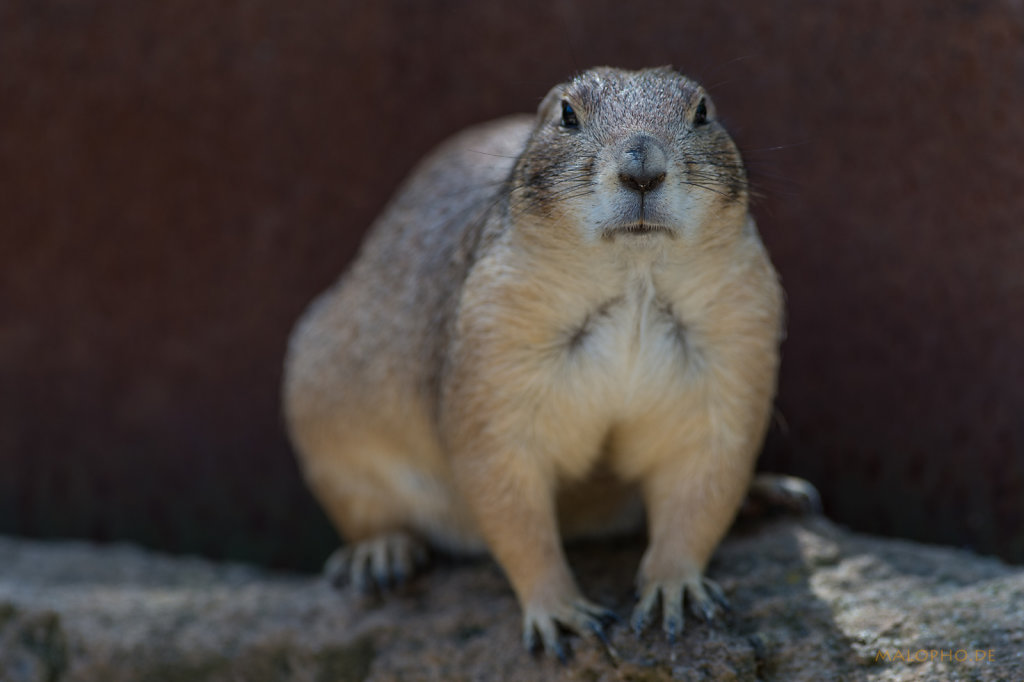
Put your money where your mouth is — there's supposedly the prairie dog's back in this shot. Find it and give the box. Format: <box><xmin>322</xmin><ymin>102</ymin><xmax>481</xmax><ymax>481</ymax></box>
<box><xmin>284</xmin><ymin>115</ymin><xmax>532</xmax><ymax>431</ymax></box>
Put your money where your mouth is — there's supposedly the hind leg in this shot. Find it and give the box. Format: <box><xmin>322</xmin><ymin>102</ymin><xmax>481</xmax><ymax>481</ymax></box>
<box><xmin>297</xmin><ymin>427</ymin><xmax>468</xmax><ymax>592</ymax></box>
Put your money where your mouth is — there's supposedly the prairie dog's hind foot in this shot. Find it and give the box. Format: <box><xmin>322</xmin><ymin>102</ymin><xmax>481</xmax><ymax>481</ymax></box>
<box><xmin>323</xmin><ymin>531</ymin><xmax>429</xmax><ymax>594</ymax></box>
<box><xmin>743</xmin><ymin>473</ymin><xmax>823</xmax><ymax>518</ymax></box>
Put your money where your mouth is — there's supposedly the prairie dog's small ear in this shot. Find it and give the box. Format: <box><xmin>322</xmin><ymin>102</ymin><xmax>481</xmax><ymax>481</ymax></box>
<box><xmin>536</xmin><ymin>84</ymin><xmax>564</xmax><ymax>119</ymax></box>
<box><xmin>691</xmin><ymin>90</ymin><xmax>717</xmax><ymax>127</ymax></box>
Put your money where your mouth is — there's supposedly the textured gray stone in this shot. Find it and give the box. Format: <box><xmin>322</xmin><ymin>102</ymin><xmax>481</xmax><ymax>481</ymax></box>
<box><xmin>1</xmin><ymin>519</ymin><xmax>1021</xmax><ymax>681</ymax></box>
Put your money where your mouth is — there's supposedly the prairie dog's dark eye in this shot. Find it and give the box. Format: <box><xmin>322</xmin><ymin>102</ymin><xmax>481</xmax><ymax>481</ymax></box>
<box><xmin>693</xmin><ymin>97</ymin><xmax>708</xmax><ymax>126</ymax></box>
<box><xmin>560</xmin><ymin>100</ymin><xmax>579</xmax><ymax>128</ymax></box>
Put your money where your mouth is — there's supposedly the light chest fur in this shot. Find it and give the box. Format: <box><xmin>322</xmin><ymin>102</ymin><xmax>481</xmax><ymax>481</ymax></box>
<box><xmin>447</xmin><ymin>215</ymin><xmax>782</xmax><ymax>487</ymax></box>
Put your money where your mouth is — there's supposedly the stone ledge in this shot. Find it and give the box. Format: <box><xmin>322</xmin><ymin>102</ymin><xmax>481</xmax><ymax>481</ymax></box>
<box><xmin>1</xmin><ymin>518</ymin><xmax>1021</xmax><ymax>681</ymax></box>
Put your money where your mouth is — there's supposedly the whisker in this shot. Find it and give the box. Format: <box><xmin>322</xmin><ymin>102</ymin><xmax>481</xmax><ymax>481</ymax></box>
<box><xmin>469</xmin><ymin>150</ymin><xmax>521</xmax><ymax>159</ymax></box>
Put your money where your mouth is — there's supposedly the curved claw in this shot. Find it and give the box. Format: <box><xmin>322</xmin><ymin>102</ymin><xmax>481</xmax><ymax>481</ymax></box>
<box><xmin>702</xmin><ymin>578</ymin><xmax>731</xmax><ymax>612</ymax></box>
<box><xmin>579</xmin><ymin>602</ymin><xmax>620</xmax><ymax>629</ymax></box>
<box><xmin>631</xmin><ymin>585</ymin><xmax>659</xmax><ymax>636</ymax></box>
<box><xmin>662</xmin><ymin>583</ymin><xmax>684</xmax><ymax>642</ymax></box>
<box><xmin>683</xmin><ymin>579</ymin><xmax>712</xmax><ymax>622</ymax></box>
<box><xmin>587</xmin><ymin>619</ymin><xmax>610</xmax><ymax>645</ymax></box>
<box><xmin>324</xmin><ymin>546</ymin><xmax>352</xmax><ymax>590</ymax></box>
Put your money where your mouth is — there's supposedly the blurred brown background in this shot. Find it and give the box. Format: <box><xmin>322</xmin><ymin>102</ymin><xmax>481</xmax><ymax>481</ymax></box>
<box><xmin>2</xmin><ymin>0</ymin><xmax>1022</xmax><ymax>569</ymax></box>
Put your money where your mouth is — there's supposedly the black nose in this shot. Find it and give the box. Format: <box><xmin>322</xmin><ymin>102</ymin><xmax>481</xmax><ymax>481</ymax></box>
<box><xmin>617</xmin><ymin>134</ymin><xmax>667</xmax><ymax>194</ymax></box>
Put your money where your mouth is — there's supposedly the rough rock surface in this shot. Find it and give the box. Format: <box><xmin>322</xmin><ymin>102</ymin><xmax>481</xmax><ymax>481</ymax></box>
<box><xmin>1</xmin><ymin>518</ymin><xmax>1020</xmax><ymax>681</ymax></box>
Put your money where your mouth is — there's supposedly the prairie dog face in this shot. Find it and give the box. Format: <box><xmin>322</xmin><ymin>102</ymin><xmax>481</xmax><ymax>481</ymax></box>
<box><xmin>510</xmin><ymin>67</ymin><xmax>748</xmax><ymax>246</ymax></box>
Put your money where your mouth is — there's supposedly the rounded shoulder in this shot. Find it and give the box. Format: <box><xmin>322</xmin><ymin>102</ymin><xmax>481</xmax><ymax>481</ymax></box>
<box><xmin>412</xmin><ymin>115</ymin><xmax>534</xmax><ymax>183</ymax></box>
<box><xmin>434</xmin><ymin>115</ymin><xmax>535</xmax><ymax>158</ymax></box>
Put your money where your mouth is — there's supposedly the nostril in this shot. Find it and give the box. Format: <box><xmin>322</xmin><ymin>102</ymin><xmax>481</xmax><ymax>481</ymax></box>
<box><xmin>617</xmin><ymin>133</ymin><xmax>668</xmax><ymax>193</ymax></box>
<box><xmin>619</xmin><ymin>171</ymin><xmax>666</xmax><ymax>194</ymax></box>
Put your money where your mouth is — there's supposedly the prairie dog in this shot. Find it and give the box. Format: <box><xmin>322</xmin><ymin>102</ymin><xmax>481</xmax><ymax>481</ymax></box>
<box><xmin>284</xmin><ymin>67</ymin><xmax>785</xmax><ymax>657</ymax></box>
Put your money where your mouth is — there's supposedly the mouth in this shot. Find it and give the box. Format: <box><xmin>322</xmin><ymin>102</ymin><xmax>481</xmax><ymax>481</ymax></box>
<box><xmin>600</xmin><ymin>221</ymin><xmax>676</xmax><ymax>240</ymax></box>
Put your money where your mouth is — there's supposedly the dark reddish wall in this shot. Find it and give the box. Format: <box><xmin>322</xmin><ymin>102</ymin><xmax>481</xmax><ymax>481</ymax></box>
<box><xmin>2</xmin><ymin>1</ymin><xmax>1022</xmax><ymax>568</ymax></box>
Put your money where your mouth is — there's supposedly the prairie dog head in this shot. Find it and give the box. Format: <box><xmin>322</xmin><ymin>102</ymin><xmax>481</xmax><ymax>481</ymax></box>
<box><xmin>510</xmin><ymin>67</ymin><xmax>749</xmax><ymax>246</ymax></box>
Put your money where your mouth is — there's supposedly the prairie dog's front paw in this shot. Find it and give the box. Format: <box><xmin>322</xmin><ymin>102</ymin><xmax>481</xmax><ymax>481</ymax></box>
<box><xmin>522</xmin><ymin>597</ymin><xmax>619</xmax><ymax>662</ymax></box>
<box><xmin>631</xmin><ymin>573</ymin><xmax>730</xmax><ymax>642</ymax></box>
